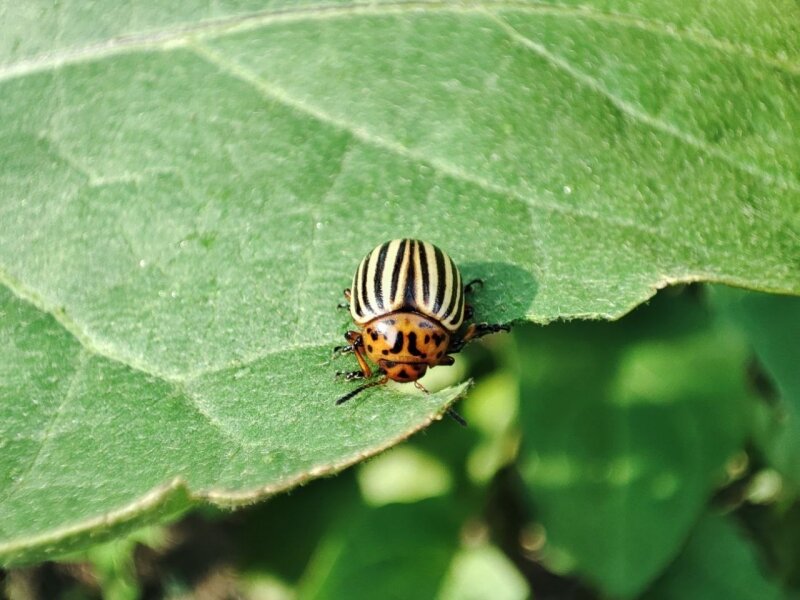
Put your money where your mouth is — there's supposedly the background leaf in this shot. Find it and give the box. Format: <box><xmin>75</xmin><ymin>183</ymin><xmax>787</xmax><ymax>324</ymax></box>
<box><xmin>2</xmin><ymin>0</ymin><xmax>799</xmax><ymax>565</ymax></box>
<box><xmin>644</xmin><ymin>513</ymin><xmax>783</xmax><ymax>600</ymax></box>
<box><xmin>297</xmin><ymin>499</ymin><xmax>461</xmax><ymax>600</ymax></box>
<box><xmin>709</xmin><ymin>287</ymin><xmax>800</xmax><ymax>491</ymax></box>
<box><xmin>516</xmin><ymin>292</ymin><xmax>755</xmax><ymax>597</ymax></box>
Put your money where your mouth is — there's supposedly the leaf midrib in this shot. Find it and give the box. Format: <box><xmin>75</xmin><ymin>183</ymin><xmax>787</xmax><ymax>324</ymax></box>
<box><xmin>0</xmin><ymin>266</ymin><xmax>326</xmax><ymax>383</ymax></box>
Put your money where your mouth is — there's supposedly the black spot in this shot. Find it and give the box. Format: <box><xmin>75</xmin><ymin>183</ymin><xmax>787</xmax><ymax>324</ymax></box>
<box><xmin>370</xmin><ymin>331</ymin><xmax>379</xmax><ymax>341</ymax></box>
<box><xmin>432</xmin><ymin>333</ymin><xmax>444</xmax><ymax>346</ymax></box>
<box><xmin>407</xmin><ymin>332</ymin><xmax>423</xmax><ymax>356</ymax></box>
<box><xmin>390</xmin><ymin>331</ymin><xmax>404</xmax><ymax>354</ymax></box>
<box><xmin>367</xmin><ymin>345</ymin><xmax>373</xmax><ymax>352</ymax></box>
<box><xmin>420</xmin><ymin>354</ymin><xmax>427</xmax><ymax>359</ymax></box>
<box><xmin>424</xmin><ymin>334</ymin><xmax>430</xmax><ymax>343</ymax></box>
<box><xmin>384</xmin><ymin>360</ymin><xmax>396</xmax><ymax>368</ymax></box>
<box><xmin>382</xmin><ymin>349</ymin><xmax>389</xmax><ymax>355</ymax></box>
<box><xmin>397</xmin><ymin>369</ymin><xmax>410</xmax><ymax>379</ymax></box>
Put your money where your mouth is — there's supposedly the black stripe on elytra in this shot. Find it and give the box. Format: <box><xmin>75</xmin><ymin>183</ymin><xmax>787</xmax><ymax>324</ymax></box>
<box><xmin>418</xmin><ymin>242</ymin><xmax>430</xmax><ymax>305</ymax></box>
<box><xmin>360</xmin><ymin>250</ymin><xmax>372</xmax><ymax>314</ymax></box>
<box><xmin>433</xmin><ymin>245</ymin><xmax>446</xmax><ymax>313</ymax></box>
<box><xmin>404</xmin><ymin>240</ymin><xmax>417</xmax><ymax>305</ymax></box>
<box><xmin>442</xmin><ymin>256</ymin><xmax>460</xmax><ymax>323</ymax></box>
<box><xmin>374</xmin><ymin>242</ymin><xmax>390</xmax><ymax>310</ymax></box>
<box><xmin>389</xmin><ymin>239</ymin><xmax>407</xmax><ymax>305</ymax></box>
<box><xmin>453</xmin><ymin>261</ymin><xmax>464</xmax><ymax>325</ymax></box>
<box><xmin>390</xmin><ymin>331</ymin><xmax>405</xmax><ymax>354</ymax></box>
<box><xmin>407</xmin><ymin>331</ymin><xmax>424</xmax><ymax>356</ymax></box>
<box><xmin>352</xmin><ymin>267</ymin><xmax>363</xmax><ymax>318</ymax></box>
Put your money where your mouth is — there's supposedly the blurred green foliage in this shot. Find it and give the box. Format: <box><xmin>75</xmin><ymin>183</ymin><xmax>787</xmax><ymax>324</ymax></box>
<box><xmin>6</xmin><ymin>285</ymin><xmax>799</xmax><ymax>599</ymax></box>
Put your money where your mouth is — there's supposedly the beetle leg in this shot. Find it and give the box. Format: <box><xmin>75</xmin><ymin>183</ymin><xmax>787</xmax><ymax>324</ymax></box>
<box><xmin>352</xmin><ymin>345</ymin><xmax>372</xmax><ymax>378</ymax></box>
<box><xmin>449</xmin><ymin>322</ymin><xmax>510</xmax><ymax>353</ymax></box>
<box><xmin>335</xmin><ymin>370</ymin><xmax>365</xmax><ymax>381</ymax></box>
<box><xmin>445</xmin><ymin>407</ymin><xmax>468</xmax><ymax>427</ymax></box>
<box><xmin>341</xmin><ymin>331</ymin><xmax>372</xmax><ymax>378</ymax></box>
<box><xmin>332</xmin><ymin>345</ymin><xmax>355</xmax><ymax>358</ymax></box>
<box><xmin>464</xmin><ymin>304</ymin><xmax>474</xmax><ymax>320</ymax></box>
<box><xmin>333</xmin><ymin>329</ymin><xmax>363</xmax><ymax>358</ymax></box>
<box><xmin>464</xmin><ymin>279</ymin><xmax>484</xmax><ymax>295</ymax></box>
<box><xmin>437</xmin><ymin>354</ymin><xmax>455</xmax><ymax>366</ymax></box>
<box><xmin>414</xmin><ymin>378</ymin><xmax>466</xmax><ymax>426</ymax></box>
<box><xmin>462</xmin><ymin>322</ymin><xmax>510</xmax><ymax>342</ymax></box>
<box><xmin>337</xmin><ymin>288</ymin><xmax>352</xmax><ymax>310</ymax></box>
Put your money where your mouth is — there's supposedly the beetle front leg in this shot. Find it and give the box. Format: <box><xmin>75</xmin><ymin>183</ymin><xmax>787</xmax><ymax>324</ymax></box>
<box><xmin>449</xmin><ymin>323</ymin><xmax>510</xmax><ymax>353</ymax></box>
<box><xmin>463</xmin><ymin>322</ymin><xmax>511</xmax><ymax>342</ymax></box>
<box><xmin>333</xmin><ymin>330</ymin><xmax>362</xmax><ymax>357</ymax></box>
<box><xmin>437</xmin><ymin>354</ymin><xmax>455</xmax><ymax>366</ymax></box>
<box><xmin>335</xmin><ymin>370</ymin><xmax>366</xmax><ymax>381</ymax></box>
<box><xmin>341</xmin><ymin>330</ymin><xmax>372</xmax><ymax>378</ymax></box>
<box><xmin>464</xmin><ymin>304</ymin><xmax>474</xmax><ymax>320</ymax></box>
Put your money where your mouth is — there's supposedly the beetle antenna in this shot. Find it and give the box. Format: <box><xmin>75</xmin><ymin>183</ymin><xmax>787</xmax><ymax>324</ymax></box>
<box><xmin>336</xmin><ymin>376</ymin><xmax>388</xmax><ymax>405</ymax></box>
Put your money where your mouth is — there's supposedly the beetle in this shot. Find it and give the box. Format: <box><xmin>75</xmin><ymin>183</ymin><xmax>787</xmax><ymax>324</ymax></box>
<box><xmin>333</xmin><ymin>239</ymin><xmax>509</xmax><ymax>424</ymax></box>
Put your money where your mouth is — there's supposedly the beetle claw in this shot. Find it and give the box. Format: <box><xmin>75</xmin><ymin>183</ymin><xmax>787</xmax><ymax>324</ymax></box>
<box><xmin>332</xmin><ymin>345</ymin><xmax>355</xmax><ymax>358</ymax></box>
<box><xmin>464</xmin><ymin>279</ymin><xmax>484</xmax><ymax>295</ymax></box>
<box><xmin>335</xmin><ymin>370</ymin><xmax>365</xmax><ymax>381</ymax></box>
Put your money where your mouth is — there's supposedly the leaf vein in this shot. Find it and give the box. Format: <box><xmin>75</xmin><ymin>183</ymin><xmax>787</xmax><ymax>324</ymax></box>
<box><xmin>487</xmin><ymin>12</ymin><xmax>799</xmax><ymax>192</ymax></box>
<box><xmin>0</xmin><ymin>267</ymin><xmax>179</xmax><ymax>382</ymax></box>
<box><xmin>0</xmin><ymin>349</ymin><xmax>89</xmax><ymax>510</ymax></box>
<box><xmin>189</xmin><ymin>42</ymin><xmax>670</xmax><ymax>239</ymax></box>
<box><xmin>0</xmin><ymin>1</ymin><xmax>796</xmax><ymax>84</ymax></box>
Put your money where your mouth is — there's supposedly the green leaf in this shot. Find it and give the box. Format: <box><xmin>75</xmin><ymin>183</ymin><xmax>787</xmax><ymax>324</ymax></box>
<box><xmin>644</xmin><ymin>513</ymin><xmax>784</xmax><ymax>600</ymax></box>
<box><xmin>709</xmin><ymin>287</ymin><xmax>800</xmax><ymax>491</ymax></box>
<box><xmin>2</xmin><ymin>0</ymin><xmax>798</xmax><ymax>564</ymax></box>
<box><xmin>0</xmin><ymin>284</ymin><xmax>467</xmax><ymax>566</ymax></box>
<box><xmin>298</xmin><ymin>499</ymin><xmax>461</xmax><ymax>600</ymax></box>
<box><xmin>516</xmin><ymin>291</ymin><xmax>756</xmax><ymax>597</ymax></box>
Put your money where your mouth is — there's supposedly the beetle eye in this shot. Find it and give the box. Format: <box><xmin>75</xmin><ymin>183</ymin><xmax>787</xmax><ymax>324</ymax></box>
<box><xmin>383</xmin><ymin>360</ymin><xmax>396</xmax><ymax>368</ymax></box>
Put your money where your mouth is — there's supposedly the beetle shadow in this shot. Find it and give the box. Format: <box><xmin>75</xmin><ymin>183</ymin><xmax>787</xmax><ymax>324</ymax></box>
<box><xmin>459</xmin><ymin>261</ymin><xmax>539</xmax><ymax>325</ymax></box>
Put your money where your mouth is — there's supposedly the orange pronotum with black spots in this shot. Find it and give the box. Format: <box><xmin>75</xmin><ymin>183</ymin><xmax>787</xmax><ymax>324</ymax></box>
<box><xmin>334</xmin><ymin>239</ymin><xmax>509</xmax><ymax>422</ymax></box>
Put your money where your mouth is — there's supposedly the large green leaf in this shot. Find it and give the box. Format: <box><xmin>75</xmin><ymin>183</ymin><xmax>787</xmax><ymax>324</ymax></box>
<box><xmin>297</xmin><ymin>499</ymin><xmax>461</xmax><ymax>600</ymax></box>
<box><xmin>644</xmin><ymin>513</ymin><xmax>783</xmax><ymax>600</ymax></box>
<box><xmin>516</xmin><ymin>291</ymin><xmax>756</xmax><ymax>597</ymax></box>
<box><xmin>2</xmin><ymin>0</ymin><xmax>798</xmax><ymax>565</ymax></box>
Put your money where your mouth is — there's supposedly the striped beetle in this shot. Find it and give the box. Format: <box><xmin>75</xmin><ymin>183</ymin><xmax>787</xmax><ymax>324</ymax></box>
<box><xmin>334</xmin><ymin>239</ymin><xmax>509</xmax><ymax>424</ymax></box>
